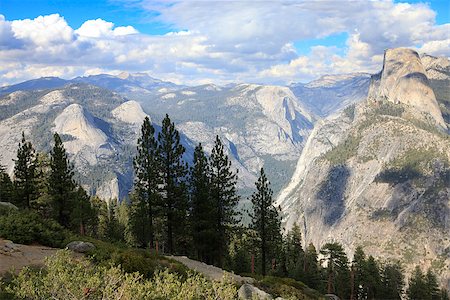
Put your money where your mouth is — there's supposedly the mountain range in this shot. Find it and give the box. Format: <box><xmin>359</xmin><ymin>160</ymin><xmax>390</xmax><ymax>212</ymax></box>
<box><xmin>0</xmin><ymin>47</ymin><xmax>449</xmax><ymax>287</ymax></box>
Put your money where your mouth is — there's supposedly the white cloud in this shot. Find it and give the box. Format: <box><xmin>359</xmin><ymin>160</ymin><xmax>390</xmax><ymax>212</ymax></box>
<box><xmin>76</xmin><ymin>19</ymin><xmax>138</xmax><ymax>38</ymax></box>
<box><xmin>0</xmin><ymin>0</ymin><xmax>449</xmax><ymax>86</ymax></box>
<box><xmin>11</xmin><ymin>14</ymin><xmax>74</xmax><ymax>46</ymax></box>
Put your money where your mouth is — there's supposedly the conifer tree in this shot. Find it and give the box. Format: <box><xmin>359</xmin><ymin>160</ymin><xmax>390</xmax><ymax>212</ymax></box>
<box><xmin>304</xmin><ymin>242</ymin><xmax>321</xmax><ymax>289</ymax></box>
<box><xmin>0</xmin><ymin>162</ymin><xmax>14</xmax><ymax>203</ymax></box>
<box><xmin>380</xmin><ymin>262</ymin><xmax>404</xmax><ymax>300</ymax></box>
<box><xmin>34</xmin><ymin>152</ymin><xmax>52</xmax><ymax>216</ymax></box>
<box><xmin>209</xmin><ymin>135</ymin><xmax>240</xmax><ymax>267</ymax></box>
<box><xmin>48</xmin><ymin>133</ymin><xmax>75</xmax><ymax>227</ymax></box>
<box><xmin>158</xmin><ymin>114</ymin><xmax>188</xmax><ymax>254</ymax></box>
<box><xmin>407</xmin><ymin>266</ymin><xmax>428</xmax><ymax>300</ymax></box>
<box><xmin>352</xmin><ymin>246</ymin><xmax>367</xmax><ymax>299</ymax></box>
<box><xmin>13</xmin><ymin>132</ymin><xmax>37</xmax><ymax>208</ymax></box>
<box><xmin>131</xmin><ymin>116</ymin><xmax>159</xmax><ymax>248</ymax></box>
<box><xmin>71</xmin><ymin>186</ymin><xmax>97</xmax><ymax>235</ymax></box>
<box><xmin>285</xmin><ymin>223</ymin><xmax>305</xmax><ymax>279</ymax></box>
<box><xmin>425</xmin><ymin>269</ymin><xmax>440</xmax><ymax>300</ymax></box>
<box><xmin>320</xmin><ymin>242</ymin><xmax>351</xmax><ymax>298</ymax></box>
<box><xmin>189</xmin><ymin>143</ymin><xmax>214</xmax><ymax>262</ymax></box>
<box><xmin>249</xmin><ymin>167</ymin><xmax>282</xmax><ymax>276</ymax></box>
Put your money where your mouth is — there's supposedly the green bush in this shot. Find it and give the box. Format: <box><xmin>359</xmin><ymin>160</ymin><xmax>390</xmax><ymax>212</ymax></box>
<box><xmin>0</xmin><ymin>210</ymin><xmax>68</xmax><ymax>248</ymax></box>
<box><xmin>82</xmin><ymin>238</ymin><xmax>189</xmax><ymax>279</ymax></box>
<box><xmin>5</xmin><ymin>250</ymin><xmax>238</xmax><ymax>300</ymax></box>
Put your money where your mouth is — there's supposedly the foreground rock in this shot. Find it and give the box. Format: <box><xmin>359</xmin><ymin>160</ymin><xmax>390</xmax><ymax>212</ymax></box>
<box><xmin>238</xmin><ymin>283</ymin><xmax>274</xmax><ymax>299</ymax></box>
<box><xmin>66</xmin><ymin>241</ymin><xmax>95</xmax><ymax>253</ymax></box>
<box><xmin>166</xmin><ymin>255</ymin><xmax>254</xmax><ymax>284</ymax></box>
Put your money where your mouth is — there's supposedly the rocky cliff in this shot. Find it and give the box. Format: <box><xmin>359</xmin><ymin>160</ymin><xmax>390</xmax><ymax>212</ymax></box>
<box><xmin>277</xmin><ymin>48</ymin><xmax>450</xmax><ymax>288</ymax></box>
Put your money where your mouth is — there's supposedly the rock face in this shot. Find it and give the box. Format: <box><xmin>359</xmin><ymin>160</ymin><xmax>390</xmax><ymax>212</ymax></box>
<box><xmin>368</xmin><ymin>48</ymin><xmax>446</xmax><ymax>128</ymax></box>
<box><xmin>66</xmin><ymin>241</ymin><xmax>95</xmax><ymax>253</ymax></box>
<box><xmin>277</xmin><ymin>48</ymin><xmax>450</xmax><ymax>288</ymax></box>
<box><xmin>238</xmin><ymin>284</ymin><xmax>273</xmax><ymax>300</ymax></box>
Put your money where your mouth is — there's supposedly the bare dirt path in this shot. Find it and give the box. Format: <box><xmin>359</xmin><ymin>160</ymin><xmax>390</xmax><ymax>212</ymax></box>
<box><xmin>166</xmin><ymin>255</ymin><xmax>254</xmax><ymax>284</ymax></box>
<box><xmin>0</xmin><ymin>239</ymin><xmax>59</xmax><ymax>276</ymax></box>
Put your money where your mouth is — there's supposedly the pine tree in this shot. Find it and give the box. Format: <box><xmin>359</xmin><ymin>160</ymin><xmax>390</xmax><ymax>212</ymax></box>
<box><xmin>210</xmin><ymin>135</ymin><xmax>240</xmax><ymax>267</ymax></box>
<box><xmin>249</xmin><ymin>167</ymin><xmax>282</xmax><ymax>276</ymax></box>
<box><xmin>158</xmin><ymin>114</ymin><xmax>188</xmax><ymax>254</ymax></box>
<box><xmin>70</xmin><ymin>186</ymin><xmax>97</xmax><ymax>235</ymax></box>
<box><xmin>34</xmin><ymin>152</ymin><xmax>52</xmax><ymax>217</ymax></box>
<box><xmin>351</xmin><ymin>246</ymin><xmax>366</xmax><ymax>299</ymax></box>
<box><xmin>13</xmin><ymin>132</ymin><xmax>37</xmax><ymax>209</ymax></box>
<box><xmin>0</xmin><ymin>162</ymin><xmax>14</xmax><ymax>203</ymax></box>
<box><xmin>131</xmin><ymin>116</ymin><xmax>160</xmax><ymax>248</ymax></box>
<box><xmin>425</xmin><ymin>269</ymin><xmax>440</xmax><ymax>300</ymax></box>
<box><xmin>365</xmin><ymin>255</ymin><xmax>382</xmax><ymax>299</ymax></box>
<box><xmin>304</xmin><ymin>243</ymin><xmax>321</xmax><ymax>290</ymax></box>
<box><xmin>320</xmin><ymin>242</ymin><xmax>351</xmax><ymax>298</ymax></box>
<box><xmin>189</xmin><ymin>143</ymin><xmax>215</xmax><ymax>262</ymax></box>
<box><xmin>285</xmin><ymin>223</ymin><xmax>305</xmax><ymax>279</ymax></box>
<box><xmin>407</xmin><ymin>266</ymin><xmax>428</xmax><ymax>300</ymax></box>
<box><xmin>380</xmin><ymin>262</ymin><xmax>404</xmax><ymax>300</ymax></box>
<box><xmin>48</xmin><ymin>133</ymin><xmax>75</xmax><ymax>227</ymax></box>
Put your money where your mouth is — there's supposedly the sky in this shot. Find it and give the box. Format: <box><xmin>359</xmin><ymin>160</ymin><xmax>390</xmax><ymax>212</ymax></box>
<box><xmin>0</xmin><ymin>0</ymin><xmax>449</xmax><ymax>86</ymax></box>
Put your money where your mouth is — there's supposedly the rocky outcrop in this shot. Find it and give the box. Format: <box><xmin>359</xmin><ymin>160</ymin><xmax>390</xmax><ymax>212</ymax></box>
<box><xmin>66</xmin><ymin>241</ymin><xmax>95</xmax><ymax>253</ymax></box>
<box><xmin>238</xmin><ymin>284</ymin><xmax>274</xmax><ymax>300</ymax></box>
<box><xmin>278</xmin><ymin>48</ymin><xmax>450</xmax><ymax>288</ymax></box>
<box><xmin>368</xmin><ymin>48</ymin><xmax>446</xmax><ymax>128</ymax></box>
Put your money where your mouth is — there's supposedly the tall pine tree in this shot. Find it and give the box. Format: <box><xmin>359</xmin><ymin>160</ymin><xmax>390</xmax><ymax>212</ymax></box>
<box><xmin>189</xmin><ymin>143</ymin><xmax>215</xmax><ymax>262</ymax></box>
<box><xmin>209</xmin><ymin>135</ymin><xmax>240</xmax><ymax>267</ymax></box>
<box><xmin>13</xmin><ymin>132</ymin><xmax>37</xmax><ymax>209</ymax></box>
<box><xmin>48</xmin><ymin>132</ymin><xmax>75</xmax><ymax>227</ymax></box>
<box><xmin>249</xmin><ymin>167</ymin><xmax>282</xmax><ymax>276</ymax></box>
<box><xmin>158</xmin><ymin>114</ymin><xmax>188</xmax><ymax>254</ymax></box>
<box><xmin>320</xmin><ymin>242</ymin><xmax>351</xmax><ymax>298</ymax></box>
<box><xmin>0</xmin><ymin>161</ymin><xmax>14</xmax><ymax>203</ymax></box>
<box><xmin>131</xmin><ymin>116</ymin><xmax>160</xmax><ymax>248</ymax></box>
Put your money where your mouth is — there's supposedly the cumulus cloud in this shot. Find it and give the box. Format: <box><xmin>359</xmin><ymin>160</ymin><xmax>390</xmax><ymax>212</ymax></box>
<box><xmin>0</xmin><ymin>0</ymin><xmax>449</xmax><ymax>86</ymax></box>
<box><xmin>76</xmin><ymin>19</ymin><xmax>138</xmax><ymax>38</ymax></box>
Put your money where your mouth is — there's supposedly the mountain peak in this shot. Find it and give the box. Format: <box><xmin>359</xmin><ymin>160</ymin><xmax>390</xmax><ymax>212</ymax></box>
<box><xmin>368</xmin><ymin>47</ymin><xmax>446</xmax><ymax>128</ymax></box>
<box><xmin>117</xmin><ymin>72</ymin><xmax>130</xmax><ymax>79</ymax></box>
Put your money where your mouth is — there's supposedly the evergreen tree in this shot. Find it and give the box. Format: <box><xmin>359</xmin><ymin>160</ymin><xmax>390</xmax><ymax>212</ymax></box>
<box><xmin>209</xmin><ymin>135</ymin><xmax>240</xmax><ymax>267</ymax></box>
<box><xmin>131</xmin><ymin>116</ymin><xmax>160</xmax><ymax>248</ymax></box>
<box><xmin>425</xmin><ymin>269</ymin><xmax>440</xmax><ymax>300</ymax></box>
<box><xmin>48</xmin><ymin>133</ymin><xmax>75</xmax><ymax>227</ymax></box>
<box><xmin>13</xmin><ymin>132</ymin><xmax>37</xmax><ymax>208</ymax></box>
<box><xmin>70</xmin><ymin>186</ymin><xmax>97</xmax><ymax>236</ymax></box>
<box><xmin>249</xmin><ymin>167</ymin><xmax>282</xmax><ymax>276</ymax></box>
<box><xmin>304</xmin><ymin>243</ymin><xmax>321</xmax><ymax>290</ymax></box>
<box><xmin>352</xmin><ymin>246</ymin><xmax>367</xmax><ymax>300</ymax></box>
<box><xmin>380</xmin><ymin>262</ymin><xmax>404</xmax><ymax>300</ymax></box>
<box><xmin>0</xmin><ymin>162</ymin><xmax>14</xmax><ymax>203</ymax></box>
<box><xmin>320</xmin><ymin>242</ymin><xmax>351</xmax><ymax>298</ymax></box>
<box><xmin>158</xmin><ymin>114</ymin><xmax>188</xmax><ymax>254</ymax></box>
<box><xmin>189</xmin><ymin>143</ymin><xmax>215</xmax><ymax>262</ymax></box>
<box><xmin>365</xmin><ymin>255</ymin><xmax>382</xmax><ymax>299</ymax></box>
<box><xmin>284</xmin><ymin>223</ymin><xmax>305</xmax><ymax>279</ymax></box>
<box><xmin>34</xmin><ymin>152</ymin><xmax>52</xmax><ymax>217</ymax></box>
<box><xmin>407</xmin><ymin>266</ymin><xmax>428</xmax><ymax>300</ymax></box>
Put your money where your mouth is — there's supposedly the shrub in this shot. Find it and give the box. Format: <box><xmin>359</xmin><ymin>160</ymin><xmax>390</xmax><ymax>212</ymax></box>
<box><xmin>0</xmin><ymin>210</ymin><xmax>68</xmax><ymax>248</ymax></box>
<box><xmin>6</xmin><ymin>250</ymin><xmax>238</xmax><ymax>300</ymax></box>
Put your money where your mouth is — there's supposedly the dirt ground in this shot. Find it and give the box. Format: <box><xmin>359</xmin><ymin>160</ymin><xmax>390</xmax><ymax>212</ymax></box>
<box><xmin>0</xmin><ymin>239</ymin><xmax>59</xmax><ymax>276</ymax></box>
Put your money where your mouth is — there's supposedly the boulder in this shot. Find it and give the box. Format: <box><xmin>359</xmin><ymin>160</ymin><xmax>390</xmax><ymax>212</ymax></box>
<box><xmin>66</xmin><ymin>241</ymin><xmax>95</xmax><ymax>253</ymax></box>
<box><xmin>238</xmin><ymin>283</ymin><xmax>273</xmax><ymax>300</ymax></box>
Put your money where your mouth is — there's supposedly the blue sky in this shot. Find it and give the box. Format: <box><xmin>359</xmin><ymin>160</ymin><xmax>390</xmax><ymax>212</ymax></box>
<box><xmin>0</xmin><ymin>0</ymin><xmax>449</xmax><ymax>85</ymax></box>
